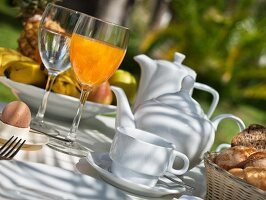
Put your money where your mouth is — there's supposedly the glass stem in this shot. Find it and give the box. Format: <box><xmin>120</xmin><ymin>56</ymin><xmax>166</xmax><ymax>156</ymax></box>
<box><xmin>67</xmin><ymin>88</ymin><xmax>91</xmax><ymax>141</ymax></box>
<box><xmin>35</xmin><ymin>74</ymin><xmax>57</xmax><ymax>123</ymax></box>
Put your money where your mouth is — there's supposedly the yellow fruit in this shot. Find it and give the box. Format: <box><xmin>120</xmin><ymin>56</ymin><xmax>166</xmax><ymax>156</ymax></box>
<box><xmin>0</xmin><ymin>48</ymin><xmax>33</xmax><ymax>76</ymax></box>
<box><xmin>4</xmin><ymin>60</ymin><xmax>47</xmax><ymax>87</ymax></box>
<box><xmin>109</xmin><ymin>69</ymin><xmax>137</xmax><ymax>104</ymax></box>
<box><xmin>60</xmin><ymin>68</ymin><xmax>80</xmax><ymax>88</ymax></box>
<box><xmin>52</xmin><ymin>74</ymin><xmax>80</xmax><ymax>98</ymax></box>
<box><xmin>0</xmin><ymin>47</ymin><xmax>20</xmax><ymax>54</ymax></box>
<box><xmin>0</xmin><ymin>53</ymin><xmax>19</xmax><ymax>76</ymax></box>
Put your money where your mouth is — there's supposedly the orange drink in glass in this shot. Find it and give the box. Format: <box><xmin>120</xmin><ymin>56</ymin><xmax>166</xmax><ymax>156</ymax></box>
<box><xmin>48</xmin><ymin>13</ymin><xmax>129</xmax><ymax>156</ymax></box>
<box><xmin>70</xmin><ymin>34</ymin><xmax>126</xmax><ymax>87</ymax></box>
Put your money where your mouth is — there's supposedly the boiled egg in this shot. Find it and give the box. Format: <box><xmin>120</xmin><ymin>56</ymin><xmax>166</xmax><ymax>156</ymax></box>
<box><xmin>1</xmin><ymin>101</ymin><xmax>31</xmax><ymax>128</ymax></box>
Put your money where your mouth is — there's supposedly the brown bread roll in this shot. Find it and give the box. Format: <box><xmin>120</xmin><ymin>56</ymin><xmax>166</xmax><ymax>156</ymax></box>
<box><xmin>231</xmin><ymin>124</ymin><xmax>266</xmax><ymax>150</ymax></box>
<box><xmin>214</xmin><ymin>146</ymin><xmax>257</xmax><ymax>170</ymax></box>
<box><xmin>238</xmin><ymin>151</ymin><xmax>266</xmax><ymax>169</ymax></box>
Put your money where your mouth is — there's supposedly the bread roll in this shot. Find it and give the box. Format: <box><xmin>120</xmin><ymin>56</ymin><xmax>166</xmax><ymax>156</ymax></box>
<box><xmin>228</xmin><ymin>168</ymin><xmax>245</xmax><ymax>179</ymax></box>
<box><xmin>238</xmin><ymin>151</ymin><xmax>266</xmax><ymax>169</ymax></box>
<box><xmin>231</xmin><ymin>124</ymin><xmax>266</xmax><ymax>150</ymax></box>
<box><xmin>214</xmin><ymin>146</ymin><xmax>257</xmax><ymax>170</ymax></box>
<box><xmin>244</xmin><ymin>167</ymin><xmax>266</xmax><ymax>191</ymax></box>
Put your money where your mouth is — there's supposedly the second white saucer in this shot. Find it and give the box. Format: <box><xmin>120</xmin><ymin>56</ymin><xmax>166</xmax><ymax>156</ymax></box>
<box><xmin>84</xmin><ymin>151</ymin><xmax>186</xmax><ymax>198</ymax></box>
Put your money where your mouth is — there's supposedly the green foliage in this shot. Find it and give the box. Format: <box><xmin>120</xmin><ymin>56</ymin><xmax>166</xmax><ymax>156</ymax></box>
<box><xmin>0</xmin><ymin>0</ymin><xmax>21</xmax><ymax>49</ymax></box>
<box><xmin>140</xmin><ymin>0</ymin><xmax>266</xmax><ymax>105</ymax></box>
<box><xmin>0</xmin><ymin>84</ymin><xmax>17</xmax><ymax>102</ymax></box>
<box><xmin>0</xmin><ymin>0</ymin><xmax>21</xmax><ymax>102</ymax></box>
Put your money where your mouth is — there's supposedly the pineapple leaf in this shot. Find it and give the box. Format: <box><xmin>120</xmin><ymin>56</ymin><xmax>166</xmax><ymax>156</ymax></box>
<box><xmin>14</xmin><ymin>0</ymin><xmax>61</xmax><ymax>20</ymax></box>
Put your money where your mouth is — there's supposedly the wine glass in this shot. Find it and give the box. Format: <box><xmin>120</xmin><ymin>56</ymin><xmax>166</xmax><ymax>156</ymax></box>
<box><xmin>30</xmin><ymin>3</ymin><xmax>80</xmax><ymax>135</ymax></box>
<box><xmin>48</xmin><ymin>13</ymin><xmax>129</xmax><ymax>156</ymax></box>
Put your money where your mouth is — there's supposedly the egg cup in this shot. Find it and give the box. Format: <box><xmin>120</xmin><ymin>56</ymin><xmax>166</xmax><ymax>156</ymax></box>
<box><xmin>0</xmin><ymin>120</ymin><xmax>30</xmax><ymax>136</ymax></box>
<box><xmin>0</xmin><ymin>120</ymin><xmax>48</xmax><ymax>150</ymax></box>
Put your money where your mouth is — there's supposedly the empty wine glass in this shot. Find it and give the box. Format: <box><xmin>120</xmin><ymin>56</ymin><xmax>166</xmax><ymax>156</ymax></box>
<box><xmin>48</xmin><ymin>13</ymin><xmax>129</xmax><ymax>156</ymax></box>
<box><xmin>30</xmin><ymin>3</ymin><xmax>80</xmax><ymax>135</ymax></box>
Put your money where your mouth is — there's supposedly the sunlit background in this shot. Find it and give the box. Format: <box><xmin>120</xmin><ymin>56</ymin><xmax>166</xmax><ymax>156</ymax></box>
<box><xmin>0</xmin><ymin>0</ymin><xmax>265</xmax><ymax>148</ymax></box>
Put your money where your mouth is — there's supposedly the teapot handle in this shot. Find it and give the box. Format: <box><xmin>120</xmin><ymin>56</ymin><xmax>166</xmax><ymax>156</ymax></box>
<box><xmin>211</xmin><ymin>114</ymin><xmax>246</xmax><ymax>132</ymax></box>
<box><xmin>194</xmin><ymin>82</ymin><xmax>219</xmax><ymax>118</ymax></box>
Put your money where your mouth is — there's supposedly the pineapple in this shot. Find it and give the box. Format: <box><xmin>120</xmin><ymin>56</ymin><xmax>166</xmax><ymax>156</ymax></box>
<box><xmin>14</xmin><ymin>0</ymin><xmax>60</xmax><ymax>62</ymax></box>
<box><xmin>13</xmin><ymin>0</ymin><xmax>81</xmax><ymax>99</ymax></box>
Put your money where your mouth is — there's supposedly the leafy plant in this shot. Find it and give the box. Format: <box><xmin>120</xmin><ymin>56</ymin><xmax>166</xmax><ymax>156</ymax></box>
<box><xmin>140</xmin><ymin>0</ymin><xmax>266</xmax><ymax>106</ymax></box>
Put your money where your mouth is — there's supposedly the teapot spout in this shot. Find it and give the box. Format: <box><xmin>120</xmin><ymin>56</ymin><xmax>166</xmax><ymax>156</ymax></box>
<box><xmin>111</xmin><ymin>86</ymin><xmax>136</xmax><ymax>129</ymax></box>
<box><xmin>133</xmin><ymin>54</ymin><xmax>157</xmax><ymax>110</ymax></box>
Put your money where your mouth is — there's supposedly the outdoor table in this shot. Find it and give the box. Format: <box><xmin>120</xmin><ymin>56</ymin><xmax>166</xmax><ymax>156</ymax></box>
<box><xmin>0</xmin><ymin>102</ymin><xmax>206</xmax><ymax>200</ymax></box>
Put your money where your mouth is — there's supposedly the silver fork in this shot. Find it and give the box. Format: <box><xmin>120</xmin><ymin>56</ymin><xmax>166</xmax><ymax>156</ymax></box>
<box><xmin>163</xmin><ymin>174</ymin><xmax>195</xmax><ymax>193</ymax></box>
<box><xmin>0</xmin><ymin>136</ymin><xmax>26</xmax><ymax>160</ymax></box>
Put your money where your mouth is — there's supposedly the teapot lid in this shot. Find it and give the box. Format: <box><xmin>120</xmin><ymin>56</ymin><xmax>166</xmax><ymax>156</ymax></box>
<box><xmin>155</xmin><ymin>75</ymin><xmax>205</xmax><ymax>117</ymax></box>
<box><xmin>174</xmin><ymin>53</ymin><xmax>197</xmax><ymax>78</ymax></box>
<box><xmin>174</xmin><ymin>52</ymin><xmax>186</xmax><ymax>63</ymax></box>
<box><xmin>156</xmin><ymin>53</ymin><xmax>197</xmax><ymax>79</ymax></box>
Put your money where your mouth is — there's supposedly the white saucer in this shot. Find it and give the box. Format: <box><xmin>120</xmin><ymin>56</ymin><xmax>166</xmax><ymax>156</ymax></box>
<box><xmin>84</xmin><ymin>152</ymin><xmax>186</xmax><ymax>198</ymax></box>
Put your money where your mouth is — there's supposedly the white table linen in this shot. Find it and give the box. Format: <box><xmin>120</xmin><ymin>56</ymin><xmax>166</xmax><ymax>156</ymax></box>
<box><xmin>0</xmin><ymin>102</ymin><xmax>206</xmax><ymax>200</ymax></box>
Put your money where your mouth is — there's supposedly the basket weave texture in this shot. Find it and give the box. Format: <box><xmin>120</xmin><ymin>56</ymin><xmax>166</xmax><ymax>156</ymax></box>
<box><xmin>204</xmin><ymin>152</ymin><xmax>266</xmax><ymax>200</ymax></box>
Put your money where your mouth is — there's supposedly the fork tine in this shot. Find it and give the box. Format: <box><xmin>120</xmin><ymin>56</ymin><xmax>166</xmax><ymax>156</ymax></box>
<box><xmin>0</xmin><ymin>136</ymin><xmax>14</xmax><ymax>151</ymax></box>
<box><xmin>0</xmin><ymin>136</ymin><xmax>26</xmax><ymax>160</ymax></box>
<box><xmin>8</xmin><ymin>139</ymin><xmax>26</xmax><ymax>159</ymax></box>
<box><xmin>3</xmin><ymin>138</ymin><xmax>22</xmax><ymax>158</ymax></box>
<box><xmin>0</xmin><ymin>137</ymin><xmax>18</xmax><ymax>156</ymax></box>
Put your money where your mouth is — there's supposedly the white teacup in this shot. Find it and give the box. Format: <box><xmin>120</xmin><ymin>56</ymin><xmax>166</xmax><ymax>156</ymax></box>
<box><xmin>109</xmin><ymin>127</ymin><xmax>189</xmax><ymax>187</ymax></box>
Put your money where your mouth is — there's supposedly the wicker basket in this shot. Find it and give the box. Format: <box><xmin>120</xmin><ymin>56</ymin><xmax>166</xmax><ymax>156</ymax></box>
<box><xmin>204</xmin><ymin>152</ymin><xmax>266</xmax><ymax>200</ymax></box>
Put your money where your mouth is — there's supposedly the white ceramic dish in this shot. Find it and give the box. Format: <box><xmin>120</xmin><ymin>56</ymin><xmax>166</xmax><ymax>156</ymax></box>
<box><xmin>0</xmin><ymin>77</ymin><xmax>116</xmax><ymax>120</ymax></box>
<box><xmin>0</xmin><ymin>159</ymin><xmax>130</xmax><ymax>200</ymax></box>
<box><xmin>0</xmin><ymin>120</ymin><xmax>49</xmax><ymax>150</ymax></box>
<box><xmin>83</xmin><ymin>152</ymin><xmax>186</xmax><ymax>198</ymax></box>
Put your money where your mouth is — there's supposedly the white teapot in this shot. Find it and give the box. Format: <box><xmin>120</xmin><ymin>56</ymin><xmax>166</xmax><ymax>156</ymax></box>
<box><xmin>111</xmin><ymin>75</ymin><xmax>245</xmax><ymax>169</ymax></box>
<box><xmin>133</xmin><ymin>52</ymin><xmax>219</xmax><ymax>118</ymax></box>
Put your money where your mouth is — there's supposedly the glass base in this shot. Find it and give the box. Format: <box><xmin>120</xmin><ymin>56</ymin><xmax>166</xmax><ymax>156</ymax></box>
<box><xmin>47</xmin><ymin>138</ymin><xmax>88</xmax><ymax>157</ymax></box>
<box><xmin>30</xmin><ymin>119</ymin><xmax>60</xmax><ymax>136</ymax></box>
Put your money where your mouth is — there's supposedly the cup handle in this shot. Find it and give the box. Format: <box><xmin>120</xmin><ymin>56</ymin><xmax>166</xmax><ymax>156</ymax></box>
<box><xmin>167</xmin><ymin>150</ymin><xmax>189</xmax><ymax>175</ymax></box>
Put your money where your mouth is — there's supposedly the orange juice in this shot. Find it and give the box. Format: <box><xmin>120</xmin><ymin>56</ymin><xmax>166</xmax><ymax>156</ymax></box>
<box><xmin>70</xmin><ymin>33</ymin><xmax>126</xmax><ymax>87</ymax></box>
